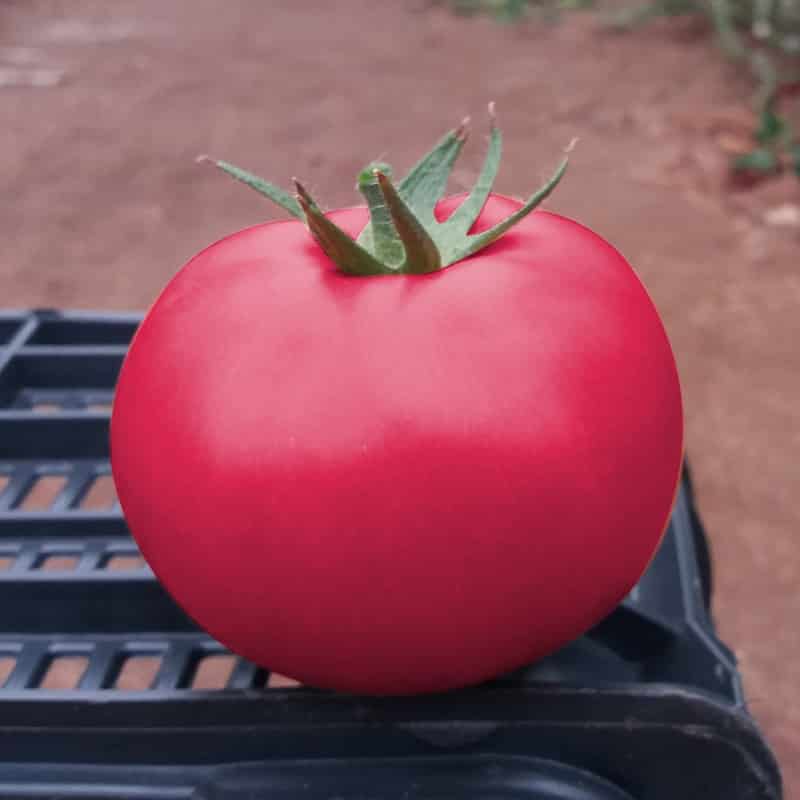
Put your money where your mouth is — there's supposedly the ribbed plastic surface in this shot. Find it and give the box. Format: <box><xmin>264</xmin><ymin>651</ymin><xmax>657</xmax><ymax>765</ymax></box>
<box><xmin>0</xmin><ymin>309</ymin><xmax>782</xmax><ymax>800</ymax></box>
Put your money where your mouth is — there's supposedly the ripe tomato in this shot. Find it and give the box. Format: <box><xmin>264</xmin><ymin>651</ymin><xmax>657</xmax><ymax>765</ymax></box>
<box><xmin>112</xmin><ymin>113</ymin><xmax>682</xmax><ymax>694</ymax></box>
<box><xmin>111</xmin><ymin>192</ymin><xmax>682</xmax><ymax>694</ymax></box>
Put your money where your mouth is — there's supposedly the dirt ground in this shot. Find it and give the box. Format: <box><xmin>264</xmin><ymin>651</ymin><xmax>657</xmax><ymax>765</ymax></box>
<box><xmin>1</xmin><ymin>0</ymin><xmax>798</xmax><ymax>793</ymax></box>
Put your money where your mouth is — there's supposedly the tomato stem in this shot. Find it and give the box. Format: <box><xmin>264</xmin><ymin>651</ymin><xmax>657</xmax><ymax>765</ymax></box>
<box><xmin>201</xmin><ymin>105</ymin><xmax>573</xmax><ymax>276</ymax></box>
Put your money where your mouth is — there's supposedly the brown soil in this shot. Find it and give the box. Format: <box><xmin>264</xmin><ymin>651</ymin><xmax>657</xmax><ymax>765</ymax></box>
<box><xmin>1</xmin><ymin>0</ymin><xmax>798</xmax><ymax>793</ymax></box>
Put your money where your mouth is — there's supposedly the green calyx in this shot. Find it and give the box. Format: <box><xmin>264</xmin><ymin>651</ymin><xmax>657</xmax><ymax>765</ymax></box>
<box><xmin>200</xmin><ymin>104</ymin><xmax>573</xmax><ymax>277</ymax></box>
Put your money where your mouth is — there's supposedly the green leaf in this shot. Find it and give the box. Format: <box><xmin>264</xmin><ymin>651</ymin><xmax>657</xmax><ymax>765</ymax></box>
<box><xmin>494</xmin><ymin>0</ymin><xmax>529</xmax><ymax>21</ymax></box>
<box><xmin>733</xmin><ymin>147</ymin><xmax>779</xmax><ymax>172</ymax></box>
<box><xmin>755</xmin><ymin>107</ymin><xmax>786</xmax><ymax>145</ymax></box>
<box><xmin>789</xmin><ymin>143</ymin><xmax>800</xmax><ymax>178</ymax></box>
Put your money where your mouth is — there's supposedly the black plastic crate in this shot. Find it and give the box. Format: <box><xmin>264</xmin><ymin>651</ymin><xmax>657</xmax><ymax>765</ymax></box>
<box><xmin>0</xmin><ymin>309</ymin><xmax>782</xmax><ymax>799</ymax></box>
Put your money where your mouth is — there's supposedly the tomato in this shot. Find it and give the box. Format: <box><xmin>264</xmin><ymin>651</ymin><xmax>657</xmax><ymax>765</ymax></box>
<box><xmin>111</xmin><ymin>115</ymin><xmax>683</xmax><ymax>694</ymax></box>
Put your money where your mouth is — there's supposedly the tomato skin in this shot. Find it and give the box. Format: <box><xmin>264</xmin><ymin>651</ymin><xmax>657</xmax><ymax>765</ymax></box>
<box><xmin>110</xmin><ymin>194</ymin><xmax>683</xmax><ymax>695</ymax></box>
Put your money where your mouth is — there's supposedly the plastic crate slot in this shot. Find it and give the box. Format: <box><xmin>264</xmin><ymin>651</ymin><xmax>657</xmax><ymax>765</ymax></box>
<box><xmin>38</xmin><ymin>655</ymin><xmax>89</xmax><ymax>689</ymax></box>
<box><xmin>27</xmin><ymin>318</ymin><xmax>138</xmax><ymax>346</ymax></box>
<box><xmin>0</xmin><ymin>319</ymin><xmax>24</xmax><ymax>346</ymax></box>
<box><xmin>19</xmin><ymin>475</ymin><xmax>68</xmax><ymax>511</ymax></box>
<box><xmin>0</xmin><ymin>657</ymin><xmax>15</xmax><ymax>688</ymax></box>
<box><xmin>114</xmin><ymin>655</ymin><xmax>162</xmax><ymax>691</ymax></box>
<box><xmin>13</xmin><ymin>352</ymin><xmax>123</xmax><ymax>390</ymax></box>
<box><xmin>267</xmin><ymin>672</ymin><xmax>302</xmax><ymax>689</ymax></box>
<box><xmin>100</xmin><ymin>553</ymin><xmax>146</xmax><ymax>571</ymax></box>
<box><xmin>224</xmin><ymin>658</ymin><xmax>266</xmax><ymax>689</ymax></box>
<box><xmin>80</xmin><ymin>475</ymin><xmax>117</xmax><ymax>510</ymax></box>
<box><xmin>34</xmin><ymin>553</ymin><xmax>80</xmax><ymax>571</ymax></box>
<box><xmin>19</xmin><ymin>390</ymin><xmax>114</xmax><ymax>414</ymax></box>
<box><xmin>23</xmin><ymin>392</ymin><xmax>114</xmax><ymax>414</ymax></box>
<box><xmin>190</xmin><ymin>654</ymin><xmax>237</xmax><ymax>690</ymax></box>
<box><xmin>32</xmin><ymin>402</ymin><xmax>61</xmax><ymax>414</ymax></box>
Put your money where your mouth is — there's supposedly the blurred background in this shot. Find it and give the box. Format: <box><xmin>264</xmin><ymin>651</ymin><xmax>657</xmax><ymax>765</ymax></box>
<box><xmin>1</xmin><ymin>0</ymin><xmax>797</xmax><ymax>792</ymax></box>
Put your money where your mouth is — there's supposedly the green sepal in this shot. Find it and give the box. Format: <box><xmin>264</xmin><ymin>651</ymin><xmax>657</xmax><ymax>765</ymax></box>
<box><xmin>356</xmin><ymin>163</ymin><xmax>405</xmax><ymax>268</ymax></box>
<box><xmin>204</xmin><ymin>106</ymin><xmax>570</xmax><ymax>276</ymax></box>
<box><xmin>373</xmin><ymin>169</ymin><xmax>441</xmax><ymax>274</ymax></box>
<box><xmin>201</xmin><ymin>157</ymin><xmax>303</xmax><ymax>220</ymax></box>
<box><xmin>446</xmin><ymin>110</ymin><xmax>502</xmax><ymax>235</ymax></box>
<box><xmin>396</xmin><ymin>118</ymin><xmax>469</xmax><ymax>221</ymax></box>
<box><xmin>447</xmin><ymin>153</ymin><xmax>570</xmax><ymax>262</ymax></box>
<box><xmin>293</xmin><ymin>180</ymin><xmax>391</xmax><ymax>277</ymax></box>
